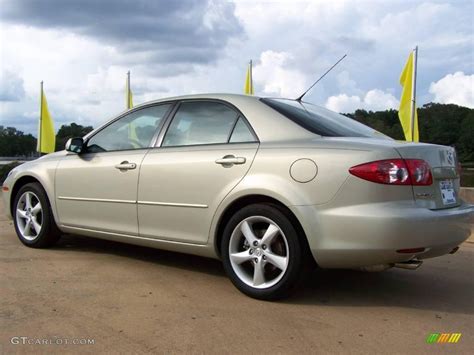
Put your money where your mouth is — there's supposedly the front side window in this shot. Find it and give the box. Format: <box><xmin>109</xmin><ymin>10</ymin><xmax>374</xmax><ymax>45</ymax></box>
<box><xmin>87</xmin><ymin>104</ymin><xmax>171</xmax><ymax>152</ymax></box>
<box><xmin>162</xmin><ymin>101</ymin><xmax>239</xmax><ymax>147</ymax></box>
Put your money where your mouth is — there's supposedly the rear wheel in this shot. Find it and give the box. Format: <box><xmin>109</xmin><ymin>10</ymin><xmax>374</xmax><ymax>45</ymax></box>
<box><xmin>221</xmin><ymin>204</ymin><xmax>304</xmax><ymax>300</ymax></box>
<box><xmin>13</xmin><ymin>182</ymin><xmax>61</xmax><ymax>248</ymax></box>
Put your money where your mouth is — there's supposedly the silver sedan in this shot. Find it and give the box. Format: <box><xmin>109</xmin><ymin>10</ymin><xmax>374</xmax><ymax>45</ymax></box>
<box><xmin>2</xmin><ymin>94</ymin><xmax>473</xmax><ymax>299</ymax></box>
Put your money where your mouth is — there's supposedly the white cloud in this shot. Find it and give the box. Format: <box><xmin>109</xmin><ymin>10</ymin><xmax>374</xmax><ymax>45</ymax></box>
<box><xmin>325</xmin><ymin>94</ymin><xmax>362</xmax><ymax>113</ymax></box>
<box><xmin>429</xmin><ymin>72</ymin><xmax>474</xmax><ymax>108</ymax></box>
<box><xmin>253</xmin><ymin>50</ymin><xmax>307</xmax><ymax>98</ymax></box>
<box><xmin>1</xmin><ymin>0</ymin><xmax>473</xmax><ymax>135</ymax></box>
<box><xmin>0</xmin><ymin>69</ymin><xmax>25</xmax><ymax>101</ymax></box>
<box><xmin>364</xmin><ymin>89</ymin><xmax>400</xmax><ymax>111</ymax></box>
<box><xmin>325</xmin><ymin>89</ymin><xmax>399</xmax><ymax>112</ymax></box>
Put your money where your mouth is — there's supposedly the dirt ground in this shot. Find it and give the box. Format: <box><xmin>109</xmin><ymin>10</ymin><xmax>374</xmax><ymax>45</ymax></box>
<box><xmin>1</xmin><ymin>198</ymin><xmax>473</xmax><ymax>354</ymax></box>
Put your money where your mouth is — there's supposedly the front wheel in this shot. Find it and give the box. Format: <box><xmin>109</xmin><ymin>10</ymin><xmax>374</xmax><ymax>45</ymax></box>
<box><xmin>221</xmin><ymin>204</ymin><xmax>304</xmax><ymax>300</ymax></box>
<box><xmin>13</xmin><ymin>182</ymin><xmax>61</xmax><ymax>248</ymax></box>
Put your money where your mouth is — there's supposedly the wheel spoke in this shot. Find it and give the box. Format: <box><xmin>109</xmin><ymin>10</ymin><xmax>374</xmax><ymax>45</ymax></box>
<box><xmin>230</xmin><ymin>250</ymin><xmax>253</xmax><ymax>265</ymax></box>
<box><xmin>253</xmin><ymin>261</ymin><xmax>266</xmax><ymax>286</ymax></box>
<box><xmin>23</xmin><ymin>220</ymin><xmax>32</xmax><ymax>236</ymax></box>
<box><xmin>25</xmin><ymin>192</ymin><xmax>32</xmax><ymax>210</ymax></box>
<box><xmin>31</xmin><ymin>202</ymin><xmax>41</xmax><ymax>216</ymax></box>
<box><xmin>31</xmin><ymin>218</ymin><xmax>41</xmax><ymax>235</ymax></box>
<box><xmin>265</xmin><ymin>251</ymin><xmax>287</xmax><ymax>271</ymax></box>
<box><xmin>261</xmin><ymin>223</ymin><xmax>280</xmax><ymax>246</ymax></box>
<box><xmin>16</xmin><ymin>209</ymin><xmax>28</xmax><ymax>219</ymax></box>
<box><xmin>240</xmin><ymin>220</ymin><xmax>258</xmax><ymax>246</ymax></box>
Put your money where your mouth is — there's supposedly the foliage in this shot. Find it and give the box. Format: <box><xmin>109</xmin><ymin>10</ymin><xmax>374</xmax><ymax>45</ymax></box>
<box><xmin>0</xmin><ymin>126</ymin><xmax>37</xmax><ymax>157</ymax></box>
<box><xmin>0</xmin><ymin>161</ymin><xmax>22</xmax><ymax>184</ymax></box>
<box><xmin>55</xmin><ymin>123</ymin><xmax>94</xmax><ymax>151</ymax></box>
<box><xmin>345</xmin><ymin>103</ymin><xmax>474</xmax><ymax>162</ymax></box>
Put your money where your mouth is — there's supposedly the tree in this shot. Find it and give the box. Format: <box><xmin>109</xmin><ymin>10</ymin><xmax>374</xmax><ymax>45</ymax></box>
<box><xmin>345</xmin><ymin>103</ymin><xmax>473</xmax><ymax>162</ymax></box>
<box><xmin>55</xmin><ymin>123</ymin><xmax>94</xmax><ymax>151</ymax></box>
<box><xmin>0</xmin><ymin>126</ymin><xmax>37</xmax><ymax>157</ymax></box>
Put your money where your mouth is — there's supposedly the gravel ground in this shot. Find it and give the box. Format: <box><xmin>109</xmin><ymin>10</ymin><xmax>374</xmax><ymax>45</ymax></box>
<box><xmin>1</xmin><ymin>199</ymin><xmax>473</xmax><ymax>354</ymax></box>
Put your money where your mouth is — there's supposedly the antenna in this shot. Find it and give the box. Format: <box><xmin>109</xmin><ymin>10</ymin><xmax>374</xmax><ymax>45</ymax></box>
<box><xmin>296</xmin><ymin>54</ymin><xmax>347</xmax><ymax>102</ymax></box>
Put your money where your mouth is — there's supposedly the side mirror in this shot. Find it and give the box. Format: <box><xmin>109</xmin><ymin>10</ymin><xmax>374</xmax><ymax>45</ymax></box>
<box><xmin>65</xmin><ymin>137</ymin><xmax>85</xmax><ymax>154</ymax></box>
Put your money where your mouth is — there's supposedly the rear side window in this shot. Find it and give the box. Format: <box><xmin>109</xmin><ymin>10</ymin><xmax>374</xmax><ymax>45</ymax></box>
<box><xmin>162</xmin><ymin>101</ymin><xmax>240</xmax><ymax>147</ymax></box>
<box><xmin>261</xmin><ymin>98</ymin><xmax>390</xmax><ymax>138</ymax></box>
<box><xmin>229</xmin><ymin>117</ymin><xmax>256</xmax><ymax>143</ymax></box>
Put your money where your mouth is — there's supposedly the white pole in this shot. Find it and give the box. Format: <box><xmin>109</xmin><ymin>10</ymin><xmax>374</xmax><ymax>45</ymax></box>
<box><xmin>38</xmin><ymin>81</ymin><xmax>43</xmax><ymax>155</ymax></box>
<box><xmin>249</xmin><ymin>60</ymin><xmax>253</xmax><ymax>94</ymax></box>
<box><xmin>410</xmin><ymin>46</ymin><xmax>418</xmax><ymax>142</ymax></box>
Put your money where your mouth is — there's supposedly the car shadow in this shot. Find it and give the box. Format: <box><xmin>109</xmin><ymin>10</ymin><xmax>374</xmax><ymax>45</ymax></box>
<box><xmin>54</xmin><ymin>234</ymin><xmax>226</xmax><ymax>277</ymax></box>
<box><xmin>288</xmin><ymin>262</ymin><xmax>474</xmax><ymax>315</ymax></box>
<box><xmin>54</xmin><ymin>234</ymin><xmax>473</xmax><ymax>315</ymax></box>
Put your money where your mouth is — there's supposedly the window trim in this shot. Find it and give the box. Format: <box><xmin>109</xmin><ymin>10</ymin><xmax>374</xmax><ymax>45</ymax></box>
<box><xmin>155</xmin><ymin>99</ymin><xmax>259</xmax><ymax>149</ymax></box>
<box><xmin>82</xmin><ymin>101</ymin><xmax>177</xmax><ymax>154</ymax></box>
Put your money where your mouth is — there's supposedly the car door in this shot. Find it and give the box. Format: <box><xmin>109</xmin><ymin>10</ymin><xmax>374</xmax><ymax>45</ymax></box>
<box><xmin>138</xmin><ymin>100</ymin><xmax>259</xmax><ymax>244</ymax></box>
<box><xmin>55</xmin><ymin>103</ymin><xmax>172</xmax><ymax>235</ymax></box>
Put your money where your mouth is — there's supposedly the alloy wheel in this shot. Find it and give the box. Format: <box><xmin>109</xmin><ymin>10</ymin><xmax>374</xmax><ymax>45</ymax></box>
<box><xmin>229</xmin><ymin>216</ymin><xmax>289</xmax><ymax>289</ymax></box>
<box><xmin>15</xmin><ymin>191</ymin><xmax>43</xmax><ymax>241</ymax></box>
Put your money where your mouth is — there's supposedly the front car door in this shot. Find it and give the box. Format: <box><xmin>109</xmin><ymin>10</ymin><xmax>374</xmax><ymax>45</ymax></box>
<box><xmin>55</xmin><ymin>103</ymin><xmax>172</xmax><ymax>235</ymax></box>
<box><xmin>138</xmin><ymin>100</ymin><xmax>259</xmax><ymax>244</ymax></box>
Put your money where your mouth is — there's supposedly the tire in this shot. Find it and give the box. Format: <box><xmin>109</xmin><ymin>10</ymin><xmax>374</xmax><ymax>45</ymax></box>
<box><xmin>12</xmin><ymin>182</ymin><xmax>61</xmax><ymax>248</ymax></box>
<box><xmin>221</xmin><ymin>203</ymin><xmax>304</xmax><ymax>300</ymax></box>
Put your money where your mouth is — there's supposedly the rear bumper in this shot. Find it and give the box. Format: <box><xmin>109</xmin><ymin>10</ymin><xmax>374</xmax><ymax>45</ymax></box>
<box><xmin>291</xmin><ymin>201</ymin><xmax>474</xmax><ymax>268</ymax></box>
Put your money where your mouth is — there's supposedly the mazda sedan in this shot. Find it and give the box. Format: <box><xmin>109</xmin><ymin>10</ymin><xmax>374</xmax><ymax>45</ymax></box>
<box><xmin>2</xmin><ymin>94</ymin><xmax>473</xmax><ymax>299</ymax></box>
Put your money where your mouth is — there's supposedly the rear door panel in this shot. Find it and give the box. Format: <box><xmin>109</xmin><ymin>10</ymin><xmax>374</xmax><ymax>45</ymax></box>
<box><xmin>137</xmin><ymin>143</ymin><xmax>258</xmax><ymax>243</ymax></box>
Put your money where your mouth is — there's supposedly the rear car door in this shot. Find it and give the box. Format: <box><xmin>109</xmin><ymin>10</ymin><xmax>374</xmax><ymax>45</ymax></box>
<box><xmin>55</xmin><ymin>104</ymin><xmax>172</xmax><ymax>235</ymax></box>
<box><xmin>138</xmin><ymin>100</ymin><xmax>259</xmax><ymax>244</ymax></box>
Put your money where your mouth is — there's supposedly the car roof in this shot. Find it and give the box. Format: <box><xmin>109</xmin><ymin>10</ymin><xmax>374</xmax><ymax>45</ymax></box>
<box><xmin>90</xmin><ymin>93</ymin><xmax>315</xmax><ymax>144</ymax></box>
<box><xmin>134</xmin><ymin>93</ymin><xmax>263</xmax><ymax>108</ymax></box>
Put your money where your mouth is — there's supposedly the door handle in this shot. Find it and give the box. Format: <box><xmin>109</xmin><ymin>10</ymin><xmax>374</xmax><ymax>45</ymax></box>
<box><xmin>215</xmin><ymin>155</ymin><xmax>246</xmax><ymax>167</ymax></box>
<box><xmin>115</xmin><ymin>161</ymin><xmax>137</xmax><ymax>171</ymax></box>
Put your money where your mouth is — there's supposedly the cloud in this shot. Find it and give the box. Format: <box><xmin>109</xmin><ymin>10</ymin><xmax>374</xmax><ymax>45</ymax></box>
<box><xmin>253</xmin><ymin>51</ymin><xmax>308</xmax><ymax>98</ymax></box>
<box><xmin>0</xmin><ymin>70</ymin><xmax>26</xmax><ymax>101</ymax></box>
<box><xmin>0</xmin><ymin>0</ymin><xmax>243</xmax><ymax>74</ymax></box>
<box><xmin>325</xmin><ymin>89</ymin><xmax>399</xmax><ymax>113</ymax></box>
<box><xmin>429</xmin><ymin>72</ymin><xmax>474</xmax><ymax>108</ymax></box>
<box><xmin>1</xmin><ymin>0</ymin><xmax>473</xmax><ymax>136</ymax></box>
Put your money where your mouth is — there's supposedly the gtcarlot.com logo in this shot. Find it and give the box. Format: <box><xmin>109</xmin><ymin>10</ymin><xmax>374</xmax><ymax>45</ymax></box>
<box><xmin>11</xmin><ymin>336</ymin><xmax>95</xmax><ymax>345</ymax></box>
<box><xmin>426</xmin><ymin>333</ymin><xmax>462</xmax><ymax>344</ymax></box>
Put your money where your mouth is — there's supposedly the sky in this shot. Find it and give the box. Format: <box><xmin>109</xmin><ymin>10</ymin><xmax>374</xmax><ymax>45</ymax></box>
<box><xmin>0</xmin><ymin>0</ymin><xmax>473</xmax><ymax>136</ymax></box>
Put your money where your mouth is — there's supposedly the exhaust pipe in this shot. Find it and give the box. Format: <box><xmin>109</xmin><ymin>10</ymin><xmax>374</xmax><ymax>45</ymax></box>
<box><xmin>394</xmin><ymin>259</ymin><xmax>423</xmax><ymax>270</ymax></box>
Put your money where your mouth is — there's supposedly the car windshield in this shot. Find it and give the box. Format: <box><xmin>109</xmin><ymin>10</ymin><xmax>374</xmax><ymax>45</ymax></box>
<box><xmin>261</xmin><ymin>98</ymin><xmax>391</xmax><ymax>139</ymax></box>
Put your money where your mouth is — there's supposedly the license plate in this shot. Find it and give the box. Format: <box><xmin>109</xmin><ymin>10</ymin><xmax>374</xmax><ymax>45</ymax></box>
<box><xmin>440</xmin><ymin>179</ymin><xmax>456</xmax><ymax>205</ymax></box>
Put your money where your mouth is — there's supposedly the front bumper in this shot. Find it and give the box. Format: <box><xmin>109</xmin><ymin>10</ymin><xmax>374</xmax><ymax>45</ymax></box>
<box><xmin>291</xmin><ymin>201</ymin><xmax>474</xmax><ymax>268</ymax></box>
<box><xmin>1</xmin><ymin>178</ymin><xmax>13</xmax><ymax>220</ymax></box>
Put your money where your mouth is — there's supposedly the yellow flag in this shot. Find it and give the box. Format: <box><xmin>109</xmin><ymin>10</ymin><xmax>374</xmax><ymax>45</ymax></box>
<box><xmin>244</xmin><ymin>60</ymin><xmax>254</xmax><ymax>95</ymax></box>
<box><xmin>398</xmin><ymin>52</ymin><xmax>419</xmax><ymax>142</ymax></box>
<box><xmin>37</xmin><ymin>84</ymin><xmax>56</xmax><ymax>153</ymax></box>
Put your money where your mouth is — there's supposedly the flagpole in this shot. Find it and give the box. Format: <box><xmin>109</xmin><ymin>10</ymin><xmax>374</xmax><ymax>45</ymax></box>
<box><xmin>410</xmin><ymin>46</ymin><xmax>418</xmax><ymax>142</ymax></box>
<box><xmin>127</xmin><ymin>70</ymin><xmax>131</xmax><ymax>109</ymax></box>
<box><xmin>249</xmin><ymin>60</ymin><xmax>253</xmax><ymax>94</ymax></box>
<box><xmin>39</xmin><ymin>81</ymin><xmax>43</xmax><ymax>155</ymax></box>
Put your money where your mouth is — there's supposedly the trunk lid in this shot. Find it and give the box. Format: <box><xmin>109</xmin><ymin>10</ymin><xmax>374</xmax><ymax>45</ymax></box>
<box><xmin>394</xmin><ymin>143</ymin><xmax>460</xmax><ymax>209</ymax></box>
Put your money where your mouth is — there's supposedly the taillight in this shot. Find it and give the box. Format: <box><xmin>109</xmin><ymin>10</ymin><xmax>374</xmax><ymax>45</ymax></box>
<box><xmin>349</xmin><ymin>159</ymin><xmax>432</xmax><ymax>186</ymax></box>
<box><xmin>405</xmin><ymin>159</ymin><xmax>433</xmax><ymax>185</ymax></box>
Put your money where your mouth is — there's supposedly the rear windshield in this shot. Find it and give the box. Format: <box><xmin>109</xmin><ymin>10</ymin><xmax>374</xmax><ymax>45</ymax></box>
<box><xmin>261</xmin><ymin>98</ymin><xmax>390</xmax><ymax>138</ymax></box>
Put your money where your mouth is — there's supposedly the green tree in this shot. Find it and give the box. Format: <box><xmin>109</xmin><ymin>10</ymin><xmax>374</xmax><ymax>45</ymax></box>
<box><xmin>0</xmin><ymin>126</ymin><xmax>37</xmax><ymax>157</ymax></box>
<box><xmin>55</xmin><ymin>123</ymin><xmax>94</xmax><ymax>151</ymax></box>
<box><xmin>345</xmin><ymin>103</ymin><xmax>473</xmax><ymax>162</ymax></box>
